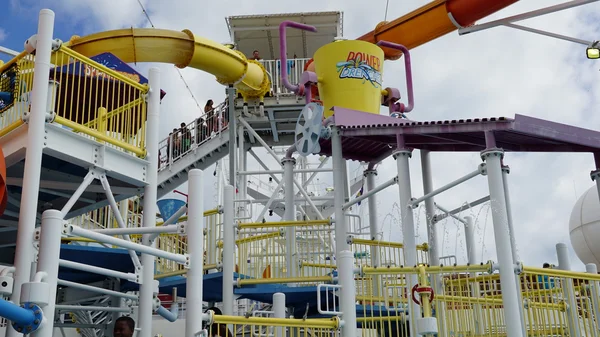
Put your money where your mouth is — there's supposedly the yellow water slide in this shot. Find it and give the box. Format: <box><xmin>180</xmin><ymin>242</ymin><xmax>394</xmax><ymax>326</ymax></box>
<box><xmin>63</xmin><ymin>28</ymin><xmax>271</xmax><ymax>100</ymax></box>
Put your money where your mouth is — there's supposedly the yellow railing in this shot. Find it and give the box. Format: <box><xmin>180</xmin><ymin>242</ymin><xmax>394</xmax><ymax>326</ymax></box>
<box><xmin>351</xmin><ymin>263</ymin><xmax>600</xmax><ymax>337</ymax></box>
<box><xmin>0</xmin><ymin>45</ymin><xmax>149</xmax><ymax>156</ymax></box>
<box><xmin>50</xmin><ymin>47</ymin><xmax>148</xmax><ymax>156</ymax></box>
<box><xmin>209</xmin><ymin>314</ymin><xmax>339</xmax><ymax>337</ymax></box>
<box><xmin>0</xmin><ymin>51</ymin><xmax>34</xmax><ymax>136</ymax></box>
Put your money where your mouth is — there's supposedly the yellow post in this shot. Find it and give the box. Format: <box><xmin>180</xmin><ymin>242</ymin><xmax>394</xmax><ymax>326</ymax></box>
<box><xmin>313</xmin><ymin>40</ymin><xmax>384</xmax><ymax>117</ymax></box>
<box><xmin>97</xmin><ymin>107</ymin><xmax>107</xmax><ymax>143</ymax></box>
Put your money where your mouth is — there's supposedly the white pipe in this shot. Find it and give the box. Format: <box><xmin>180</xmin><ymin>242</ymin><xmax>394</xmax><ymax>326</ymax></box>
<box><xmin>482</xmin><ymin>150</ymin><xmax>524</xmax><ymax>337</ymax></box>
<box><xmin>365</xmin><ymin>169</ymin><xmax>381</xmax><ymax>301</ymax></box>
<box><xmin>54</xmin><ymin>305</ymin><xmax>130</xmax><ymax>313</ymax></box>
<box><xmin>283</xmin><ymin>158</ymin><xmax>297</xmax><ymax>278</ymax></box>
<box><xmin>57</xmin><ymin>279</ymin><xmax>137</xmax><ymax>300</ymax></box>
<box><xmin>338</xmin><ymin>251</ymin><xmax>357</xmax><ymax>337</ymax></box>
<box><xmin>94</xmin><ymin>225</ymin><xmax>178</xmax><ymax>235</ymax></box>
<box><xmin>186</xmin><ymin>169</ymin><xmax>204</xmax><ymax>337</ymax></box>
<box><xmin>273</xmin><ymin>293</ymin><xmax>286</xmax><ymax>337</ymax></box>
<box><xmin>393</xmin><ymin>148</ymin><xmax>419</xmax><ymax>337</ymax></box>
<box><xmin>69</xmin><ymin>225</ymin><xmax>187</xmax><ymax>264</ymax></box>
<box><xmin>411</xmin><ymin>166</ymin><xmax>482</xmax><ymax>206</ymax></box>
<box><xmin>227</xmin><ymin>86</ymin><xmax>236</xmax><ymax>187</ymax></box>
<box><xmin>256</xmin><ymin>179</ymin><xmax>285</xmax><ymax>222</ymax></box>
<box><xmin>248</xmin><ymin>149</ymin><xmax>282</xmax><ymax>184</ymax></box>
<box><xmin>293</xmin><ymin>178</ymin><xmax>324</xmax><ymax>219</ymax></box>
<box><xmin>60</xmin><ymin>171</ymin><xmax>95</xmax><ymax>218</ymax></box>
<box><xmin>99</xmin><ymin>175</ymin><xmax>142</xmax><ymax>270</ymax></box>
<box><xmin>222</xmin><ymin>185</ymin><xmax>235</xmax><ymax>316</ymax></box>
<box><xmin>30</xmin><ymin>210</ymin><xmax>63</xmax><ymax>337</ymax></box>
<box><xmin>342</xmin><ymin>175</ymin><xmax>397</xmax><ymax>210</ymax></box>
<box><xmin>59</xmin><ymin>260</ymin><xmax>137</xmax><ymax>282</ymax></box>
<box><xmin>149</xmin><ymin>205</ymin><xmax>187</xmax><ymax>241</ymax></box>
<box><xmin>9</xmin><ymin>11</ymin><xmax>55</xmax><ymax>334</ymax></box>
<box><xmin>331</xmin><ymin>126</ymin><xmax>349</xmax><ymax>253</ymax></box>
<box><xmin>156</xmin><ymin>305</ymin><xmax>178</xmax><ymax>322</ymax></box>
<box><xmin>586</xmin><ymin>263</ymin><xmax>600</xmax><ymax>334</ymax></box>
<box><xmin>301</xmin><ymin>157</ymin><xmax>329</xmax><ymax>190</ymax></box>
<box><xmin>238</xmin><ymin>168</ymin><xmax>332</xmax><ymax>175</ymax></box>
<box><xmin>238</xmin><ymin>118</ymin><xmax>281</xmax><ymax>164</ymax></box>
<box><xmin>557</xmin><ymin>242</ymin><xmax>581</xmax><ymax>337</ymax></box>
<box><xmin>420</xmin><ymin>150</ymin><xmax>439</xmax><ymax>266</ymax></box>
<box><xmin>501</xmin><ymin>167</ymin><xmax>518</xmax><ymax>263</ymax></box>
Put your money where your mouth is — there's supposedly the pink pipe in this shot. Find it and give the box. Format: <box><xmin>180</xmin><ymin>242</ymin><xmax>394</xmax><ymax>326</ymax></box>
<box><xmin>279</xmin><ymin>21</ymin><xmax>318</xmax><ymax>94</ymax></box>
<box><xmin>376</xmin><ymin>41</ymin><xmax>415</xmax><ymax>113</ymax></box>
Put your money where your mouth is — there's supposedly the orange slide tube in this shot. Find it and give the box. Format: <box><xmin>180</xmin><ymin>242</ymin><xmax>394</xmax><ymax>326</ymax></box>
<box><xmin>357</xmin><ymin>0</ymin><xmax>519</xmax><ymax>59</ymax></box>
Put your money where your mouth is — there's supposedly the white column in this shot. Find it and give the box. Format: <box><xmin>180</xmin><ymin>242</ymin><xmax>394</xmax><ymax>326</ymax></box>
<box><xmin>186</xmin><ymin>170</ymin><xmax>204</xmax><ymax>337</ymax></box>
<box><xmin>586</xmin><ymin>263</ymin><xmax>600</xmax><ymax>333</ymax></box>
<box><xmin>237</xmin><ymin>124</ymin><xmax>247</xmax><ymax>219</ymax></box>
<box><xmin>9</xmin><ymin>11</ymin><xmax>55</xmax><ymax>337</ymax></box>
<box><xmin>481</xmin><ymin>149</ymin><xmax>524</xmax><ymax>337</ymax></box>
<box><xmin>331</xmin><ymin>126</ymin><xmax>349</xmax><ymax>253</ymax></box>
<box><xmin>222</xmin><ymin>185</ymin><xmax>235</xmax><ymax>316</ymax></box>
<box><xmin>501</xmin><ymin>166</ymin><xmax>518</xmax><ymax>262</ymax></box>
<box><xmin>365</xmin><ymin>169</ymin><xmax>380</xmax><ymax>299</ymax></box>
<box><xmin>138</xmin><ymin>67</ymin><xmax>160</xmax><ymax>337</ymax></box>
<box><xmin>30</xmin><ymin>210</ymin><xmax>62</xmax><ymax>337</ymax></box>
<box><xmin>557</xmin><ymin>243</ymin><xmax>581</xmax><ymax>337</ymax></box>
<box><xmin>273</xmin><ymin>293</ymin><xmax>286</xmax><ymax>337</ymax></box>
<box><xmin>464</xmin><ymin>216</ymin><xmax>476</xmax><ymax>265</ymax></box>
<box><xmin>393</xmin><ymin>148</ymin><xmax>419</xmax><ymax>337</ymax></box>
<box><xmin>227</xmin><ymin>86</ymin><xmax>236</xmax><ymax>186</ymax></box>
<box><xmin>420</xmin><ymin>150</ymin><xmax>439</xmax><ymax>265</ymax></box>
<box><xmin>338</xmin><ymin>251</ymin><xmax>357</xmax><ymax>337</ymax></box>
<box><xmin>282</xmin><ymin>157</ymin><xmax>296</xmax><ymax>278</ymax></box>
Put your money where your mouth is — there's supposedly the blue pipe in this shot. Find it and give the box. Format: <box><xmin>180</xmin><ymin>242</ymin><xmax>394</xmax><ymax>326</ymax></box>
<box><xmin>156</xmin><ymin>305</ymin><xmax>178</xmax><ymax>322</ymax></box>
<box><xmin>0</xmin><ymin>299</ymin><xmax>36</xmax><ymax>326</ymax></box>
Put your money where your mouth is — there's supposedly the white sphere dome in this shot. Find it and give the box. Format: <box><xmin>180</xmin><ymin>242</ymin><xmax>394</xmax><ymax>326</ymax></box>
<box><xmin>569</xmin><ymin>185</ymin><xmax>600</xmax><ymax>268</ymax></box>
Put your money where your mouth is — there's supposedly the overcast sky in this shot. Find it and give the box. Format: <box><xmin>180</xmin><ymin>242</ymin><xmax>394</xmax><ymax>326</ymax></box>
<box><xmin>2</xmin><ymin>0</ymin><xmax>599</xmax><ymax>271</ymax></box>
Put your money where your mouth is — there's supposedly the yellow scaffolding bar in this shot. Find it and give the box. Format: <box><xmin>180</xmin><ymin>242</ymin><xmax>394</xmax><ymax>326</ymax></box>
<box><xmin>237</xmin><ymin>219</ymin><xmax>332</xmax><ymax>229</ymax></box>
<box><xmin>237</xmin><ymin>276</ymin><xmax>334</xmax><ymax>286</ymax></box>
<box><xmin>211</xmin><ymin>315</ymin><xmax>339</xmax><ymax>329</ymax></box>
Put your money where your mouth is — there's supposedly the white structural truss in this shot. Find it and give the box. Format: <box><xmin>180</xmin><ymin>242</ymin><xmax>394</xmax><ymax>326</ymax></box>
<box><xmin>0</xmin><ymin>2</ymin><xmax>599</xmax><ymax>337</ymax></box>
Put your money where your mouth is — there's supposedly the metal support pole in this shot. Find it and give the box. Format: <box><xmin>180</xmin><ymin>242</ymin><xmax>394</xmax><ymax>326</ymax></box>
<box><xmin>56</xmin><ymin>280</ymin><xmax>137</xmax><ymax>300</ymax></box>
<box><xmin>365</xmin><ymin>169</ymin><xmax>381</xmax><ymax>299</ymax></box>
<box><xmin>411</xmin><ymin>166</ymin><xmax>483</xmax><ymax>207</ymax></box>
<box><xmin>339</xmin><ymin>251</ymin><xmax>357</xmax><ymax>337</ymax></box>
<box><xmin>501</xmin><ymin>166</ymin><xmax>518</xmax><ymax>262</ymax></box>
<box><xmin>421</xmin><ymin>150</ymin><xmax>439</xmax><ymax>266</ymax></box>
<box><xmin>464</xmin><ymin>216</ymin><xmax>476</xmax><ymax>265</ymax></box>
<box><xmin>465</xmin><ymin>216</ymin><xmax>484</xmax><ymax>335</ymax></box>
<box><xmin>393</xmin><ymin>142</ymin><xmax>419</xmax><ymax>337</ymax></box>
<box><xmin>58</xmin><ymin>260</ymin><xmax>137</xmax><ymax>282</ymax></box>
<box><xmin>586</xmin><ymin>263</ymin><xmax>600</xmax><ymax>335</ymax></box>
<box><xmin>137</xmin><ymin>66</ymin><xmax>160</xmax><ymax>337</ymax></box>
<box><xmin>237</xmin><ymin>123</ymin><xmax>247</xmax><ymax>219</ymax></box>
<box><xmin>29</xmin><ymin>210</ymin><xmax>62</xmax><ymax>337</ymax></box>
<box><xmin>342</xmin><ymin>175</ymin><xmax>397</xmax><ymax>210</ymax></box>
<box><xmin>222</xmin><ymin>185</ymin><xmax>235</xmax><ymax>316</ymax></box>
<box><xmin>282</xmin><ymin>158</ymin><xmax>297</xmax><ymax>278</ymax></box>
<box><xmin>273</xmin><ymin>293</ymin><xmax>286</xmax><ymax>337</ymax></box>
<box><xmin>227</xmin><ymin>85</ymin><xmax>236</xmax><ymax>186</ymax></box>
<box><xmin>186</xmin><ymin>169</ymin><xmax>204</xmax><ymax>337</ymax></box>
<box><xmin>481</xmin><ymin>149</ymin><xmax>524</xmax><ymax>337</ymax></box>
<box><xmin>331</xmin><ymin>126</ymin><xmax>349</xmax><ymax>253</ymax></box>
<box><xmin>9</xmin><ymin>11</ymin><xmax>55</xmax><ymax>333</ymax></box>
<box><xmin>557</xmin><ymin>243</ymin><xmax>582</xmax><ymax>337</ymax></box>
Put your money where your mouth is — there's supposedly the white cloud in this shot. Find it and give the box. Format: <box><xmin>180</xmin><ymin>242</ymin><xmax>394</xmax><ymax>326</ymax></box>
<box><xmin>0</xmin><ymin>28</ymin><xmax>6</xmax><ymax>42</ymax></box>
<box><xmin>33</xmin><ymin>0</ymin><xmax>600</xmax><ymax>271</ymax></box>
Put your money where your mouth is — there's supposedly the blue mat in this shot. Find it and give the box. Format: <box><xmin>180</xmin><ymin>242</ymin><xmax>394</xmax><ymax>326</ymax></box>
<box><xmin>59</xmin><ymin>244</ymin><xmax>137</xmax><ymax>284</ymax></box>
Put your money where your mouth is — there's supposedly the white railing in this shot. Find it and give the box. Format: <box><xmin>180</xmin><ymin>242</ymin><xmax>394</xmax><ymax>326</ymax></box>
<box><xmin>158</xmin><ymin>101</ymin><xmax>229</xmax><ymax>172</ymax></box>
<box><xmin>258</xmin><ymin>58</ymin><xmax>311</xmax><ymax>97</ymax></box>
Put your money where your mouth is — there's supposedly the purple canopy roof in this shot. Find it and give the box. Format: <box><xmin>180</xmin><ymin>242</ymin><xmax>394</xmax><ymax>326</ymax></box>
<box><xmin>318</xmin><ymin>107</ymin><xmax>600</xmax><ymax>163</ymax></box>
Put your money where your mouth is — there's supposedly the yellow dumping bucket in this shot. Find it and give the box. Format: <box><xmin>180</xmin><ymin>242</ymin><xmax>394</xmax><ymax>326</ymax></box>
<box><xmin>313</xmin><ymin>40</ymin><xmax>384</xmax><ymax>118</ymax></box>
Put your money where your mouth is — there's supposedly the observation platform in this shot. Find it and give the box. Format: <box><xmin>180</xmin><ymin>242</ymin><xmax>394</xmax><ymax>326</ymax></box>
<box><xmin>320</xmin><ymin>107</ymin><xmax>600</xmax><ymax>163</ymax></box>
